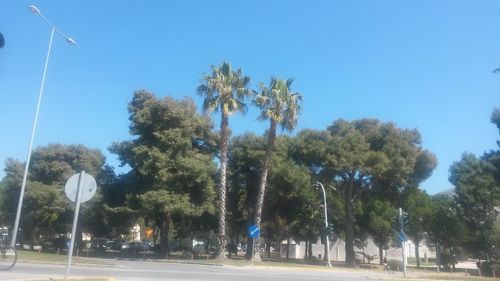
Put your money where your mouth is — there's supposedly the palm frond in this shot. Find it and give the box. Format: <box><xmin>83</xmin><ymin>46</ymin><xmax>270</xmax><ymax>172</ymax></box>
<box><xmin>253</xmin><ymin>77</ymin><xmax>303</xmax><ymax>132</ymax></box>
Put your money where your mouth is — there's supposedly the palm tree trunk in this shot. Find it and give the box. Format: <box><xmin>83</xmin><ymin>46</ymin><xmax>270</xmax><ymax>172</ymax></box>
<box><xmin>215</xmin><ymin>110</ymin><xmax>230</xmax><ymax>260</ymax></box>
<box><xmin>253</xmin><ymin>119</ymin><xmax>277</xmax><ymax>261</ymax></box>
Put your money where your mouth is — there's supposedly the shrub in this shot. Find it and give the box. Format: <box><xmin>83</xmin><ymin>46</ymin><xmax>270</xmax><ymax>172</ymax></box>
<box><xmin>388</xmin><ymin>259</ymin><xmax>403</xmax><ymax>271</ymax></box>
<box><xmin>440</xmin><ymin>253</ymin><xmax>457</xmax><ymax>269</ymax></box>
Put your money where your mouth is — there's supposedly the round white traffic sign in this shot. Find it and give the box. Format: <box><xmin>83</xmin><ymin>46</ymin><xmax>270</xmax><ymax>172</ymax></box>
<box><xmin>64</xmin><ymin>173</ymin><xmax>97</xmax><ymax>203</ymax></box>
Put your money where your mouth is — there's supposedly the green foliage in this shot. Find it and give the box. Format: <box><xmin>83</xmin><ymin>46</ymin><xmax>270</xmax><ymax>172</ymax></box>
<box><xmin>291</xmin><ymin>119</ymin><xmax>436</xmax><ymax>266</ymax></box>
<box><xmin>138</xmin><ymin>190</ymin><xmax>195</xmax><ymax>216</ymax></box>
<box><xmin>197</xmin><ymin>61</ymin><xmax>252</xmax><ymax>116</ymax></box>
<box><xmin>253</xmin><ymin>77</ymin><xmax>302</xmax><ymax>131</ymax></box>
<box><xmin>197</xmin><ymin>61</ymin><xmax>252</xmax><ymax>258</ymax></box>
<box><xmin>401</xmin><ymin>188</ymin><xmax>435</xmax><ymax>267</ymax></box>
<box><xmin>491</xmin><ymin>108</ymin><xmax>500</xmax><ymax>135</ymax></box>
<box><xmin>450</xmin><ymin>153</ymin><xmax>499</xmax><ymax>257</ymax></box>
<box><xmin>252</xmin><ymin>77</ymin><xmax>303</xmax><ymax>260</ymax></box>
<box><xmin>428</xmin><ymin>193</ymin><xmax>466</xmax><ymax>254</ymax></box>
<box><xmin>264</xmin><ymin>141</ymin><xmax>312</xmax><ymax>241</ymax></box>
<box><xmin>365</xmin><ymin>199</ymin><xmax>397</xmax><ymax>248</ymax></box>
<box><xmin>110</xmin><ymin>91</ymin><xmax>216</xmax><ymax>256</ymax></box>
<box><xmin>447</xmin><ymin>108</ymin><xmax>500</xmax><ymax>259</ymax></box>
<box><xmin>30</xmin><ymin>144</ymin><xmax>105</xmax><ymax>185</ymax></box>
<box><xmin>0</xmin><ymin>144</ymin><xmax>109</xmax><ymax>242</ymax></box>
<box><xmin>22</xmin><ymin>181</ymin><xmax>66</xmax><ymax>241</ymax></box>
<box><xmin>403</xmin><ymin>188</ymin><xmax>434</xmax><ymax>243</ymax></box>
<box><xmin>227</xmin><ymin>134</ymin><xmax>319</xmax><ymax>257</ymax></box>
<box><xmin>0</xmin><ymin>159</ymin><xmax>24</xmax><ymax>226</ymax></box>
<box><xmin>227</xmin><ymin>133</ymin><xmax>265</xmax><ymax>235</ymax></box>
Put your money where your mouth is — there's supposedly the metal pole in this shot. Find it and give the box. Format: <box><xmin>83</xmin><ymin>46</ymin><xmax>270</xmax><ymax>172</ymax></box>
<box><xmin>436</xmin><ymin>242</ymin><xmax>440</xmax><ymax>273</ymax></box>
<box><xmin>11</xmin><ymin>27</ymin><xmax>55</xmax><ymax>248</ymax></box>
<box><xmin>316</xmin><ymin>182</ymin><xmax>331</xmax><ymax>267</ymax></box>
<box><xmin>251</xmin><ymin>238</ymin><xmax>254</xmax><ymax>266</ymax></box>
<box><xmin>399</xmin><ymin>208</ymin><xmax>407</xmax><ymax>277</ymax></box>
<box><xmin>64</xmin><ymin>171</ymin><xmax>85</xmax><ymax>281</ymax></box>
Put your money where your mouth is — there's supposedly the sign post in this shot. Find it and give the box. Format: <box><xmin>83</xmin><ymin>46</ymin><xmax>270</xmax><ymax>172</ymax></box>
<box><xmin>248</xmin><ymin>225</ymin><xmax>260</xmax><ymax>264</ymax></box>
<box><xmin>64</xmin><ymin>171</ymin><xmax>97</xmax><ymax>281</ymax></box>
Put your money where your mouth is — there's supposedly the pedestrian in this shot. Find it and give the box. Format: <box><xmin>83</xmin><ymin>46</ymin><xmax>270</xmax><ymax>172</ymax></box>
<box><xmin>383</xmin><ymin>256</ymin><xmax>391</xmax><ymax>273</ymax></box>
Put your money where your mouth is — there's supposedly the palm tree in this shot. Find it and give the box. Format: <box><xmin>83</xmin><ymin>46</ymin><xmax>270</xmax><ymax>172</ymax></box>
<box><xmin>197</xmin><ymin>61</ymin><xmax>251</xmax><ymax>259</ymax></box>
<box><xmin>252</xmin><ymin>77</ymin><xmax>302</xmax><ymax>260</ymax></box>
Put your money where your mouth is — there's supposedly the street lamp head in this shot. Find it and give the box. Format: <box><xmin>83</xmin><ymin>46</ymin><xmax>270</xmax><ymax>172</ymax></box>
<box><xmin>28</xmin><ymin>5</ymin><xmax>41</xmax><ymax>15</ymax></box>
<box><xmin>66</xmin><ymin>37</ymin><xmax>76</xmax><ymax>45</ymax></box>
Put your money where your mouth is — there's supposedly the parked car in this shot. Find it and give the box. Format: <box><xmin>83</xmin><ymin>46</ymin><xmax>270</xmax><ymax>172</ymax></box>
<box><xmin>52</xmin><ymin>237</ymin><xmax>70</xmax><ymax>249</ymax></box>
<box><xmin>105</xmin><ymin>240</ymin><xmax>123</xmax><ymax>251</ymax></box>
<box><xmin>90</xmin><ymin>238</ymin><xmax>109</xmax><ymax>250</ymax></box>
<box><xmin>121</xmin><ymin>241</ymin><xmax>150</xmax><ymax>252</ymax></box>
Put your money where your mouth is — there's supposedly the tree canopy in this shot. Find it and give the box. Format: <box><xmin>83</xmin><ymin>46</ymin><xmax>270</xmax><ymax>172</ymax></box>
<box><xmin>110</xmin><ymin>91</ymin><xmax>217</xmax><ymax>257</ymax></box>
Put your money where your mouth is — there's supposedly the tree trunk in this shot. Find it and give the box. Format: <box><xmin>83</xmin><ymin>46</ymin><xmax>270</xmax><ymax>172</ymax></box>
<box><xmin>379</xmin><ymin>246</ymin><xmax>384</xmax><ymax>265</ymax></box>
<box><xmin>153</xmin><ymin>228</ymin><xmax>157</xmax><ymax>246</ymax></box>
<box><xmin>216</xmin><ymin>110</ymin><xmax>230</xmax><ymax>260</ymax></box>
<box><xmin>253</xmin><ymin>119</ymin><xmax>277</xmax><ymax>261</ymax></box>
<box><xmin>75</xmin><ymin>223</ymin><xmax>83</xmax><ymax>255</ymax></box>
<box><xmin>415</xmin><ymin>239</ymin><xmax>420</xmax><ymax>268</ymax></box>
<box><xmin>304</xmin><ymin>241</ymin><xmax>308</xmax><ymax>259</ymax></box>
<box><xmin>244</xmin><ymin>237</ymin><xmax>252</xmax><ymax>259</ymax></box>
<box><xmin>159</xmin><ymin>213</ymin><xmax>171</xmax><ymax>258</ymax></box>
<box><xmin>362</xmin><ymin>244</ymin><xmax>366</xmax><ymax>264</ymax></box>
<box><xmin>266</xmin><ymin>240</ymin><xmax>271</xmax><ymax>258</ymax></box>
<box><xmin>307</xmin><ymin>241</ymin><xmax>312</xmax><ymax>258</ymax></box>
<box><xmin>286</xmin><ymin>237</ymin><xmax>290</xmax><ymax>259</ymax></box>
<box><xmin>324</xmin><ymin>236</ymin><xmax>329</xmax><ymax>262</ymax></box>
<box><xmin>235</xmin><ymin>235</ymin><xmax>239</xmax><ymax>257</ymax></box>
<box><xmin>344</xmin><ymin>180</ymin><xmax>357</xmax><ymax>267</ymax></box>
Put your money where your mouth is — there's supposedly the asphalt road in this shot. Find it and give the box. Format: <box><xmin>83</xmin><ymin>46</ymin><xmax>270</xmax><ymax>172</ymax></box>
<box><xmin>0</xmin><ymin>259</ymin><xmax>392</xmax><ymax>281</ymax></box>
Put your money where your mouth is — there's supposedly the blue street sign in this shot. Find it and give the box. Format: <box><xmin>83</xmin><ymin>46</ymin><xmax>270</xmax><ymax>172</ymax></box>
<box><xmin>248</xmin><ymin>225</ymin><xmax>260</xmax><ymax>238</ymax></box>
<box><xmin>398</xmin><ymin>231</ymin><xmax>408</xmax><ymax>242</ymax></box>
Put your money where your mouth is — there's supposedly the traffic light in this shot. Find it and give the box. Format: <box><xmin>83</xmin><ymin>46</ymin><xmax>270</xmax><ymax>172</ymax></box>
<box><xmin>401</xmin><ymin>210</ymin><xmax>409</xmax><ymax>229</ymax></box>
<box><xmin>324</xmin><ymin>223</ymin><xmax>335</xmax><ymax>240</ymax></box>
<box><xmin>398</xmin><ymin>208</ymin><xmax>409</xmax><ymax>241</ymax></box>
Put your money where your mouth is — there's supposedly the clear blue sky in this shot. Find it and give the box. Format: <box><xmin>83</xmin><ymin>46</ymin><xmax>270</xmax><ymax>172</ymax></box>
<box><xmin>1</xmin><ymin>0</ymin><xmax>499</xmax><ymax>194</ymax></box>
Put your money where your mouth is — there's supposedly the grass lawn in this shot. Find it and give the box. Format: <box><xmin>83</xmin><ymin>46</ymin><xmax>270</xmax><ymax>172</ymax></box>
<box><xmin>395</xmin><ymin>275</ymin><xmax>496</xmax><ymax>281</ymax></box>
<box><xmin>17</xmin><ymin>250</ymin><xmax>111</xmax><ymax>265</ymax></box>
<box><xmin>32</xmin><ymin>278</ymin><xmax>115</xmax><ymax>281</ymax></box>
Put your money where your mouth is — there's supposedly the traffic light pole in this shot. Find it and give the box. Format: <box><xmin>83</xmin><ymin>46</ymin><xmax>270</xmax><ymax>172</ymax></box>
<box><xmin>399</xmin><ymin>208</ymin><xmax>407</xmax><ymax>277</ymax></box>
<box><xmin>315</xmin><ymin>182</ymin><xmax>332</xmax><ymax>267</ymax></box>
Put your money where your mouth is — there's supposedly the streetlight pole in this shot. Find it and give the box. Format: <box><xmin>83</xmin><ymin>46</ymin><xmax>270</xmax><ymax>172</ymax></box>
<box><xmin>10</xmin><ymin>5</ymin><xmax>76</xmax><ymax>248</ymax></box>
<box><xmin>314</xmin><ymin>181</ymin><xmax>332</xmax><ymax>267</ymax></box>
